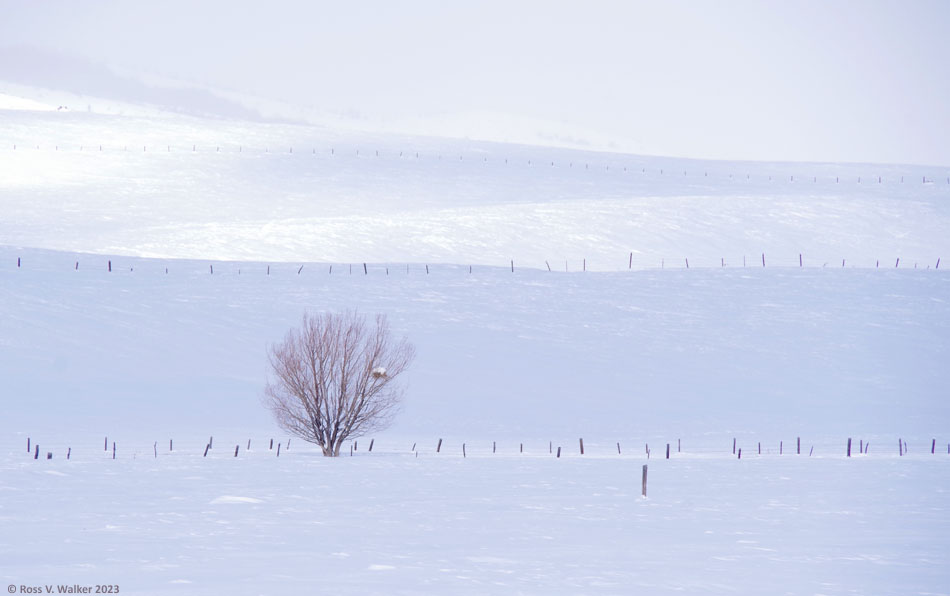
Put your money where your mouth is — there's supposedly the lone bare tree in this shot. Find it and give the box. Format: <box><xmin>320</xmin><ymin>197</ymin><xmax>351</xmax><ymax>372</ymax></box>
<box><xmin>264</xmin><ymin>311</ymin><xmax>415</xmax><ymax>456</ymax></box>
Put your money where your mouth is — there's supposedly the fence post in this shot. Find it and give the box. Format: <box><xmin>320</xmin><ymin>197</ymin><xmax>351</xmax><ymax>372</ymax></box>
<box><xmin>641</xmin><ymin>465</ymin><xmax>648</xmax><ymax>498</ymax></box>
<box><xmin>579</xmin><ymin>438</ymin><xmax>584</xmax><ymax>455</ymax></box>
<box><xmin>437</xmin><ymin>438</ymin><xmax>442</xmax><ymax>453</ymax></box>
<box><xmin>847</xmin><ymin>438</ymin><xmax>852</xmax><ymax>458</ymax></box>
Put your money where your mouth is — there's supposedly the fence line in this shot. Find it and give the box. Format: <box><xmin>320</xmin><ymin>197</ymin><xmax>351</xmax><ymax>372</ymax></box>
<box><xmin>6</xmin><ymin>143</ymin><xmax>948</xmax><ymax>187</ymax></box>
<box><xmin>8</xmin><ymin>254</ymin><xmax>944</xmax><ymax>277</ymax></box>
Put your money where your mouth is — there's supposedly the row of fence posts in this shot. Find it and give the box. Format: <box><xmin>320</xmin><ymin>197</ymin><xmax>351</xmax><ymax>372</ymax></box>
<box><xmin>11</xmin><ymin>254</ymin><xmax>943</xmax><ymax>275</ymax></box>
<box><xmin>9</xmin><ymin>143</ymin><xmax>948</xmax><ymax>185</ymax></box>
<box><xmin>24</xmin><ymin>435</ymin><xmax>947</xmax><ymax>461</ymax></box>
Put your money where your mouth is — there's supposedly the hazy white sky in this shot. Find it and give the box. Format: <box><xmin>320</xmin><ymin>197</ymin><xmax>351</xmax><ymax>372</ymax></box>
<box><xmin>1</xmin><ymin>0</ymin><xmax>948</xmax><ymax>165</ymax></box>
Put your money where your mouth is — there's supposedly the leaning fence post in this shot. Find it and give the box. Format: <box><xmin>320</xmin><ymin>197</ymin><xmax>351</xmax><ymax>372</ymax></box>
<box><xmin>437</xmin><ymin>438</ymin><xmax>442</xmax><ymax>453</ymax></box>
<box><xmin>641</xmin><ymin>464</ymin><xmax>648</xmax><ymax>498</ymax></box>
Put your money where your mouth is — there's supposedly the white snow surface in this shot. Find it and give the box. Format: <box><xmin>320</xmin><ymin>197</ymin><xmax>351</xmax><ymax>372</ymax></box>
<box><xmin>1</xmin><ymin>90</ymin><xmax>949</xmax><ymax>595</ymax></box>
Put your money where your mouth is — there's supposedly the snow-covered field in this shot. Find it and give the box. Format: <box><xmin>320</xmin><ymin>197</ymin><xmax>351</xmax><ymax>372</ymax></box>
<box><xmin>3</xmin><ymin>438</ymin><xmax>948</xmax><ymax>596</ymax></box>
<box><xmin>1</xmin><ymin>88</ymin><xmax>949</xmax><ymax>594</ymax></box>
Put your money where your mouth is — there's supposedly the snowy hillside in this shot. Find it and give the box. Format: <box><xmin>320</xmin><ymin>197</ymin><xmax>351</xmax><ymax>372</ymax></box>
<box><xmin>1</xmin><ymin>88</ymin><xmax>948</xmax><ymax>270</ymax></box>
<box><xmin>2</xmin><ymin>86</ymin><xmax>949</xmax><ymax>596</ymax></box>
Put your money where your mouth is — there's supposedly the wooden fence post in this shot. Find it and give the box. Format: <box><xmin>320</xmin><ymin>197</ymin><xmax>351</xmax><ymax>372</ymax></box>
<box><xmin>369</xmin><ymin>439</ymin><xmax>374</xmax><ymax>452</ymax></box>
<box><xmin>34</xmin><ymin>445</ymin><xmax>39</xmax><ymax>460</ymax></box>
<box><xmin>641</xmin><ymin>465</ymin><xmax>648</xmax><ymax>498</ymax></box>
<box><xmin>277</xmin><ymin>443</ymin><xmax>281</xmax><ymax>456</ymax></box>
<box><xmin>733</xmin><ymin>438</ymin><xmax>736</xmax><ymax>454</ymax></box>
<box><xmin>617</xmin><ymin>442</ymin><xmax>621</xmax><ymax>454</ymax></box>
<box><xmin>462</xmin><ymin>443</ymin><xmax>466</xmax><ymax>458</ymax></box>
<box><xmin>797</xmin><ymin>437</ymin><xmax>801</xmax><ymax>455</ymax></box>
<box><xmin>666</xmin><ymin>443</ymin><xmax>670</xmax><ymax>459</ymax></box>
<box><xmin>203</xmin><ymin>444</ymin><xmax>209</xmax><ymax>457</ymax></box>
<box><xmin>437</xmin><ymin>438</ymin><xmax>442</xmax><ymax>453</ymax></box>
<box><xmin>579</xmin><ymin>438</ymin><xmax>584</xmax><ymax>455</ymax></box>
<box><xmin>235</xmin><ymin>445</ymin><xmax>239</xmax><ymax>457</ymax></box>
<box><xmin>847</xmin><ymin>438</ymin><xmax>852</xmax><ymax>458</ymax></box>
<box><xmin>556</xmin><ymin>446</ymin><xmax>561</xmax><ymax>458</ymax></box>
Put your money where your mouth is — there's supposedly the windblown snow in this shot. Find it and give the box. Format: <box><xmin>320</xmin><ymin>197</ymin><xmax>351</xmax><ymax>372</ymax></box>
<box><xmin>1</xmin><ymin>86</ymin><xmax>948</xmax><ymax>596</ymax></box>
